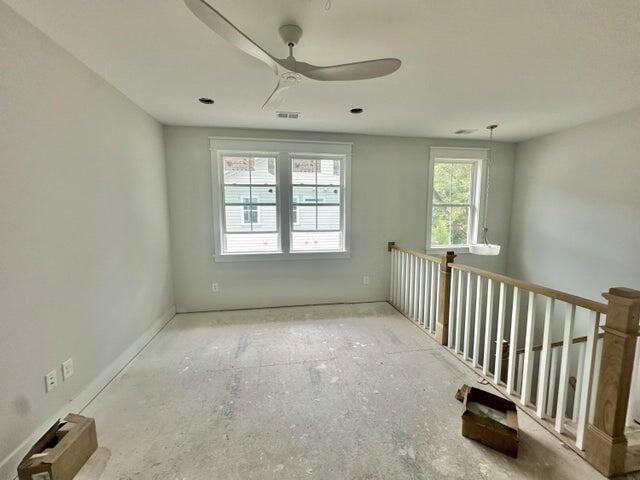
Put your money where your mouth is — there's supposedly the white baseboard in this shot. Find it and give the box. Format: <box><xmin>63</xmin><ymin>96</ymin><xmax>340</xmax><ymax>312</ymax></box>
<box><xmin>0</xmin><ymin>305</ymin><xmax>176</xmax><ymax>480</ymax></box>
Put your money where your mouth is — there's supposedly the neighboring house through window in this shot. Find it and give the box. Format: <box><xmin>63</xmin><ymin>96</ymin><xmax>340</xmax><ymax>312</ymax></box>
<box><xmin>427</xmin><ymin>147</ymin><xmax>486</xmax><ymax>252</ymax></box>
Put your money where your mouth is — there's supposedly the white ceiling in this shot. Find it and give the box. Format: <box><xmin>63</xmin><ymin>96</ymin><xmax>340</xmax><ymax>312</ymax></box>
<box><xmin>6</xmin><ymin>0</ymin><xmax>640</xmax><ymax>141</ymax></box>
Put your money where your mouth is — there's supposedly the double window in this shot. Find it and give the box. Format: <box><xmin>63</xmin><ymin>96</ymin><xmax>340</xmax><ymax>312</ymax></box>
<box><xmin>212</xmin><ymin>138</ymin><xmax>351</xmax><ymax>259</ymax></box>
<box><xmin>427</xmin><ymin>147</ymin><xmax>486</xmax><ymax>252</ymax></box>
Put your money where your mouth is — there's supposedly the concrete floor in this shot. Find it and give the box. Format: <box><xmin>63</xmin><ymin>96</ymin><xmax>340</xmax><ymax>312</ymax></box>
<box><xmin>78</xmin><ymin>302</ymin><xmax>604</xmax><ymax>479</ymax></box>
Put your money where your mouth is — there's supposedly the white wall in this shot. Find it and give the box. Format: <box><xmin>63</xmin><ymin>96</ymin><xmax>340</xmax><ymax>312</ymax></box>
<box><xmin>164</xmin><ymin>126</ymin><xmax>515</xmax><ymax>312</ymax></box>
<box><xmin>508</xmin><ymin>107</ymin><xmax>640</xmax><ymax>301</ymax></box>
<box><xmin>0</xmin><ymin>3</ymin><xmax>174</xmax><ymax>475</ymax></box>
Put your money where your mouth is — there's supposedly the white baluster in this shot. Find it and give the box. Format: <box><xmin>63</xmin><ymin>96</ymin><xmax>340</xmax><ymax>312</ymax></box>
<box><xmin>483</xmin><ymin>279</ymin><xmax>494</xmax><ymax>376</ymax></box>
<box><xmin>417</xmin><ymin>258</ymin><xmax>425</xmax><ymax>326</ymax></box>
<box><xmin>536</xmin><ymin>297</ymin><xmax>555</xmax><ymax>417</ymax></box>
<box><xmin>575</xmin><ymin>312</ymin><xmax>600</xmax><ymax>450</ymax></box>
<box><xmin>408</xmin><ymin>256</ymin><xmax>415</xmax><ymax>319</ymax></box>
<box><xmin>494</xmin><ymin>283</ymin><xmax>506</xmax><ymax>384</ymax></box>
<box><xmin>430</xmin><ymin>262</ymin><xmax>437</xmax><ymax>332</ymax></box>
<box><xmin>463</xmin><ymin>272</ymin><xmax>473</xmax><ymax>360</ymax></box>
<box><xmin>389</xmin><ymin>250</ymin><xmax>395</xmax><ymax>304</ymax></box>
<box><xmin>546</xmin><ymin>346</ymin><xmax>559</xmax><ymax>418</ymax></box>
<box><xmin>473</xmin><ymin>276</ymin><xmax>483</xmax><ymax>368</ymax></box>
<box><xmin>448</xmin><ymin>268</ymin><xmax>457</xmax><ymax>348</ymax></box>
<box><xmin>506</xmin><ymin>287</ymin><xmax>521</xmax><ymax>395</ymax></box>
<box><xmin>520</xmin><ymin>291</ymin><xmax>536</xmax><ymax>406</ymax></box>
<box><xmin>404</xmin><ymin>253</ymin><xmax>410</xmax><ymax>314</ymax></box>
<box><xmin>423</xmin><ymin>261</ymin><xmax>430</xmax><ymax>328</ymax></box>
<box><xmin>431</xmin><ymin>263</ymin><xmax>440</xmax><ymax>334</ymax></box>
<box><xmin>517</xmin><ymin>352</ymin><xmax>524</xmax><ymax>394</ymax></box>
<box><xmin>455</xmin><ymin>270</ymin><xmax>463</xmax><ymax>353</ymax></box>
<box><xmin>573</xmin><ymin>342</ymin><xmax>586</xmax><ymax>422</ymax></box>
<box><xmin>555</xmin><ymin>304</ymin><xmax>576</xmax><ymax>433</ymax></box>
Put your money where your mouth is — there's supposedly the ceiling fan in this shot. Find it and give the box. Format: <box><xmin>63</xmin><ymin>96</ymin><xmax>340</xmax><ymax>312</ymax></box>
<box><xmin>183</xmin><ymin>0</ymin><xmax>402</xmax><ymax>111</ymax></box>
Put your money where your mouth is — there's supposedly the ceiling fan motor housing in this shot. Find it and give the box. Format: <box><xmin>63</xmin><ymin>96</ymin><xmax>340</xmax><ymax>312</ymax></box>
<box><xmin>279</xmin><ymin>24</ymin><xmax>303</xmax><ymax>47</ymax></box>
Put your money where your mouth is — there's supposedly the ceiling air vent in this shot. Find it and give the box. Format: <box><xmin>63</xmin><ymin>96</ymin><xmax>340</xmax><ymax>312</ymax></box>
<box><xmin>276</xmin><ymin>111</ymin><xmax>300</xmax><ymax>119</ymax></box>
<box><xmin>454</xmin><ymin>129</ymin><xmax>477</xmax><ymax>135</ymax></box>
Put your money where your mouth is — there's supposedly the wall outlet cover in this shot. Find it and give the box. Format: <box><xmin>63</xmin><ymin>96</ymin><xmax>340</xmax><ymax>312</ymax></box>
<box><xmin>211</xmin><ymin>282</ymin><xmax>219</xmax><ymax>293</ymax></box>
<box><xmin>62</xmin><ymin>358</ymin><xmax>74</xmax><ymax>380</ymax></box>
<box><xmin>363</xmin><ymin>275</ymin><xmax>370</xmax><ymax>285</ymax></box>
<box><xmin>45</xmin><ymin>370</ymin><xmax>58</xmax><ymax>392</ymax></box>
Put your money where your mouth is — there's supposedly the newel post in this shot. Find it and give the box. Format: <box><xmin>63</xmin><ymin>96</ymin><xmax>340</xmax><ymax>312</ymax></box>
<box><xmin>584</xmin><ymin>287</ymin><xmax>640</xmax><ymax>477</ymax></box>
<box><xmin>435</xmin><ymin>251</ymin><xmax>456</xmax><ymax>346</ymax></box>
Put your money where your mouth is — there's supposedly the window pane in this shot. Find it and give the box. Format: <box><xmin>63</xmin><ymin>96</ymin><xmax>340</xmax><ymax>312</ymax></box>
<box><xmin>291</xmin><ymin>231</ymin><xmax>343</xmax><ymax>252</ymax></box>
<box><xmin>431</xmin><ymin>206</ymin><xmax>470</xmax><ymax>246</ymax></box>
<box><xmin>433</xmin><ymin>163</ymin><xmax>452</xmax><ymax>204</ymax></box>
<box><xmin>224</xmin><ymin>185</ymin><xmax>250</xmax><ymax>204</ymax></box>
<box><xmin>450</xmin><ymin>164</ymin><xmax>472</xmax><ymax>203</ymax></box>
<box><xmin>450</xmin><ymin>206</ymin><xmax>469</xmax><ymax>245</ymax></box>
<box><xmin>252</xmin><ymin>205</ymin><xmax>277</xmax><ymax>232</ymax></box>
<box><xmin>432</xmin><ymin>161</ymin><xmax>473</xmax><ymax>205</ymax></box>
<box><xmin>225</xmin><ymin>205</ymin><xmax>251</xmax><ymax>232</ymax></box>
<box><xmin>318</xmin><ymin>159</ymin><xmax>341</xmax><ymax>185</ymax></box>
<box><xmin>251</xmin><ymin>186</ymin><xmax>276</xmax><ymax>204</ymax></box>
<box><xmin>223</xmin><ymin>156</ymin><xmax>252</xmax><ymax>184</ymax></box>
<box><xmin>431</xmin><ymin>206</ymin><xmax>450</xmax><ymax>246</ymax></box>
<box><xmin>317</xmin><ymin>186</ymin><xmax>340</xmax><ymax>204</ymax></box>
<box><xmin>292</xmin><ymin>186</ymin><xmax>316</xmax><ymax>203</ymax></box>
<box><xmin>292</xmin><ymin>205</ymin><xmax>316</xmax><ymax>230</ymax></box>
<box><xmin>292</xmin><ymin>158</ymin><xmax>318</xmax><ymax>185</ymax></box>
<box><xmin>317</xmin><ymin>205</ymin><xmax>340</xmax><ymax>230</ymax></box>
<box><xmin>225</xmin><ymin>233</ymin><xmax>279</xmax><ymax>253</ymax></box>
<box><xmin>251</xmin><ymin>158</ymin><xmax>276</xmax><ymax>184</ymax></box>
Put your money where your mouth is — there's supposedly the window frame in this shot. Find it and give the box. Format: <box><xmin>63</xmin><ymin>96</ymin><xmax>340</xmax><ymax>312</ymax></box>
<box><xmin>426</xmin><ymin>147</ymin><xmax>487</xmax><ymax>254</ymax></box>
<box><xmin>210</xmin><ymin>137</ymin><xmax>352</xmax><ymax>261</ymax></box>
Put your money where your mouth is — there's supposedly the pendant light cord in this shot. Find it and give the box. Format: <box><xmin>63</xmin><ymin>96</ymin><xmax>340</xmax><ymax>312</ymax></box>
<box><xmin>482</xmin><ymin>125</ymin><xmax>497</xmax><ymax>245</ymax></box>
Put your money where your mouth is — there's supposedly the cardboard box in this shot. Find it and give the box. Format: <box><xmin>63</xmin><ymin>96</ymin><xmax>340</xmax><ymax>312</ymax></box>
<box><xmin>18</xmin><ymin>414</ymin><xmax>97</xmax><ymax>480</ymax></box>
<box><xmin>458</xmin><ymin>385</ymin><xmax>519</xmax><ymax>458</ymax></box>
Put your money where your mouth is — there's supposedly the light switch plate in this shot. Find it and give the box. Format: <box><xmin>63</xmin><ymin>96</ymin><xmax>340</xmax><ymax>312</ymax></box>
<box><xmin>62</xmin><ymin>358</ymin><xmax>74</xmax><ymax>380</ymax></box>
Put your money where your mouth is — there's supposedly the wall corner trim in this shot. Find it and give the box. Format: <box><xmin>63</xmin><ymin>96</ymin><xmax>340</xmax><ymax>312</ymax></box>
<box><xmin>0</xmin><ymin>305</ymin><xmax>177</xmax><ymax>480</ymax></box>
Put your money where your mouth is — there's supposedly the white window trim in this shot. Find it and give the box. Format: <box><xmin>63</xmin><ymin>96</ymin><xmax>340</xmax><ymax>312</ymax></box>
<box><xmin>210</xmin><ymin>137</ymin><xmax>352</xmax><ymax>261</ymax></box>
<box><xmin>426</xmin><ymin>147</ymin><xmax>488</xmax><ymax>254</ymax></box>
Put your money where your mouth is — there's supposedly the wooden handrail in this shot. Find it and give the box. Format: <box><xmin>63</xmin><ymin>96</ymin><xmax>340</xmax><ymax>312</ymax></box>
<box><xmin>449</xmin><ymin>263</ymin><xmax>608</xmax><ymax>314</ymax></box>
<box><xmin>389</xmin><ymin>245</ymin><xmax>442</xmax><ymax>264</ymax></box>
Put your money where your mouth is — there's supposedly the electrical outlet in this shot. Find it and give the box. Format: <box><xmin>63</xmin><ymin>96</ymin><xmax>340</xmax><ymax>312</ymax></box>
<box><xmin>363</xmin><ymin>275</ymin><xmax>370</xmax><ymax>285</ymax></box>
<box><xmin>211</xmin><ymin>282</ymin><xmax>219</xmax><ymax>293</ymax></box>
<box><xmin>45</xmin><ymin>370</ymin><xmax>58</xmax><ymax>392</ymax></box>
<box><xmin>62</xmin><ymin>358</ymin><xmax>74</xmax><ymax>380</ymax></box>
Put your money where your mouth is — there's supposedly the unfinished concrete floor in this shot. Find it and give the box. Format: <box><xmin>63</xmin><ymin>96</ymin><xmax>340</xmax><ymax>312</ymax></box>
<box><xmin>79</xmin><ymin>302</ymin><xmax>604</xmax><ymax>479</ymax></box>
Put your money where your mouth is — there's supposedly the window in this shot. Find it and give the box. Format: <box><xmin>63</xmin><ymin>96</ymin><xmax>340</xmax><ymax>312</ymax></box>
<box><xmin>211</xmin><ymin>138</ymin><xmax>351</xmax><ymax>259</ymax></box>
<box><xmin>427</xmin><ymin>147</ymin><xmax>486</xmax><ymax>251</ymax></box>
<box><xmin>221</xmin><ymin>156</ymin><xmax>279</xmax><ymax>254</ymax></box>
<box><xmin>291</xmin><ymin>158</ymin><xmax>342</xmax><ymax>252</ymax></box>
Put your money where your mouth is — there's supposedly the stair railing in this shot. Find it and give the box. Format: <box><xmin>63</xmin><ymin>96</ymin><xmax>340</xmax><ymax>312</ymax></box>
<box><xmin>387</xmin><ymin>242</ymin><xmax>640</xmax><ymax>477</ymax></box>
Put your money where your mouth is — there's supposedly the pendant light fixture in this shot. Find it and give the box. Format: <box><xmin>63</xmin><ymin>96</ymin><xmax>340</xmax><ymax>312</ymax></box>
<box><xmin>469</xmin><ymin>124</ymin><xmax>501</xmax><ymax>256</ymax></box>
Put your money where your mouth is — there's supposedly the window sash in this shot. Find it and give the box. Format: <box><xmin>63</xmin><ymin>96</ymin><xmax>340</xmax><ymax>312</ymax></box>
<box><xmin>219</xmin><ymin>154</ymin><xmax>281</xmax><ymax>252</ymax></box>
<box><xmin>289</xmin><ymin>157</ymin><xmax>345</xmax><ymax>245</ymax></box>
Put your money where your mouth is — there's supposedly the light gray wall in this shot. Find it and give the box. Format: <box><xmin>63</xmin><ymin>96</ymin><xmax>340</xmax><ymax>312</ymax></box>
<box><xmin>508</xmin><ymin>107</ymin><xmax>640</xmax><ymax>301</ymax></box>
<box><xmin>0</xmin><ymin>2</ymin><xmax>174</xmax><ymax>470</ymax></box>
<box><xmin>164</xmin><ymin>126</ymin><xmax>515</xmax><ymax>312</ymax></box>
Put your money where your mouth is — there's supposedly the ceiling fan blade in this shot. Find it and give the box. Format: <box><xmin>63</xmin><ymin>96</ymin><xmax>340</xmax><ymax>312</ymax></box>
<box><xmin>183</xmin><ymin>0</ymin><xmax>278</xmax><ymax>74</ymax></box>
<box><xmin>262</xmin><ymin>79</ymin><xmax>295</xmax><ymax>111</ymax></box>
<box><xmin>298</xmin><ymin>58</ymin><xmax>401</xmax><ymax>81</ymax></box>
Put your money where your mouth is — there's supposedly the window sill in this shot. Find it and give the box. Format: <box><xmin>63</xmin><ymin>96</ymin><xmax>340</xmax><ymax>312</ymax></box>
<box><xmin>213</xmin><ymin>251</ymin><xmax>351</xmax><ymax>262</ymax></box>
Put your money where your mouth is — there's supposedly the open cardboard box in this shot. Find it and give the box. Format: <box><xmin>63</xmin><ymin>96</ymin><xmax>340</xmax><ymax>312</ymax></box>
<box><xmin>457</xmin><ymin>384</ymin><xmax>519</xmax><ymax>458</ymax></box>
<box><xmin>18</xmin><ymin>413</ymin><xmax>97</xmax><ymax>480</ymax></box>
